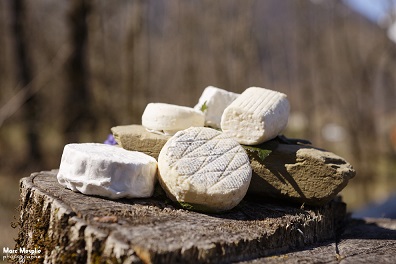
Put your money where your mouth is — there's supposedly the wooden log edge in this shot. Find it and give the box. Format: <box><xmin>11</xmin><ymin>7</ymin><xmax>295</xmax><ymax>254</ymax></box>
<box><xmin>15</xmin><ymin>170</ymin><xmax>348</xmax><ymax>263</ymax></box>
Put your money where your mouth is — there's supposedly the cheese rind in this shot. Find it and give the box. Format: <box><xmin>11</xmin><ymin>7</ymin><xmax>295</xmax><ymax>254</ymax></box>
<box><xmin>194</xmin><ymin>86</ymin><xmax>239</xmax><ymax>128</ymax></box>
<box><xmin>142</xmin><ymin>103</ymin><xmax>205</xmax><ymax>135</ymax></box>
<box><xmin>57</xmin><ymin>143</ymin><xmax>157</xmax><ymax>199</ymax></box>
<box><xmin>221</xmin><ymin>87</ymin><xmax>290</xmax><ymax>145</ymax></box>
<box><xmin>158</xmin><ymin>127</ymin><xmax>252</xmax><ymax>212</ymax></box>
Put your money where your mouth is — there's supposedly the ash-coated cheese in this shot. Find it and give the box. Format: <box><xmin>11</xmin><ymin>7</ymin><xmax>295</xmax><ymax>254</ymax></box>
<box><xmin>158</xmin><ymin>127</ymin><xmax>252</xmax><ymax>212</ymax></box>
<box><xmin>142</xmin><ymin>103</ymin><xmax>205</xmax><ymax>135</ymax></box>
<box><xmin>194</xmin><ymin>86</ymin><xmax>239</xmax><ymax>128</ymax></box>
<box><xmin>57</xmin><ymin>143</ymin><xmax>157</xmax><ymax>199</ymax></box>
<box><xmin>221</xmin><ymin>87</ymin><xmax>290</xmax><ymax>145</ymax></box>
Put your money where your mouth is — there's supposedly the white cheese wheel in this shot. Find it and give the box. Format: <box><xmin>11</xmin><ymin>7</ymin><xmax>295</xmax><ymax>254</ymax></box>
<box><xmin>142</xmin><ymin>103</ymin><xmax>205</xmax><ymax>135</ymax></box>
<box><xmin>57</xmin><ymin>143</ymin><xmax>157</xmax><ymax>199</ymax></box>
<box><xmin>221</xmin><ymin>87</ymin><xmax>290</xmax><ymax>145</ymax></box>
<box><xmin>194</xmin><ymin>86</ymin><xmax>239</xmax><ymax>128</ymax></box>
<box><xmin>158</xmin><ymin>127</ymin><xmax>252</xmax><ymax>212</ymax></box>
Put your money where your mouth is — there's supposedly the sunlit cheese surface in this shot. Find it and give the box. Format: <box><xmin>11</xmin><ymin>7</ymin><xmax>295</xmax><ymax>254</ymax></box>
<box><xmin>57</xmin><ymin>143</ymin><xmax>157</xmax><ymax>199</ymax></box>
<box><xmin>158</xmin><ymin>127</ymin><xmax>252</xmax><ymax>212</ymax></box>
<box><xmin>142</xmin><ymin>103</ymin><xmax>205</xmax><ymax>135</ymax></box>
<box><xmin>194</xmin><ymin>86</ymin><xmax>239</xmax><ymax>129</ymax></box>
<box><xmin>221</xmin><ymin>87</ymin><xmax>290</xmax><ymax>145</ymax></box>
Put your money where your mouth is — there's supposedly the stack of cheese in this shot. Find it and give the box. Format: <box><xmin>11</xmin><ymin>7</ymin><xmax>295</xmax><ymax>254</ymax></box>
<box><xmin>57</xmin><ymin>86</ymin><xmax>291</xmax><ymax>212</ymax></box>
<box><xmin>141</xmin><ymin>86</ymin><xmax>290</xmax><ymax>144</ymax></box>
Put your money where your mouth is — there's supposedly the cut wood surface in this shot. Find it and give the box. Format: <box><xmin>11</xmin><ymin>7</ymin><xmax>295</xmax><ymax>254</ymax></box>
<box><xmin>16</xmin><ymin>170</ymin><xmax>350</xmax><ymax>263</ymax></box>
<box><xmin>242</xmin><ymin>218</ymin><xmax>396</xmax><ymax>263</ymax></box>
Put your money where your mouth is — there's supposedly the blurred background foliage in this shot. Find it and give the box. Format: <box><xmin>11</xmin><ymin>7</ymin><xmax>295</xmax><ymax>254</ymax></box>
<box><xmin>0</xmin><ymin>0</ymin><xmax>396</xmax><ymax>247</ymax></box>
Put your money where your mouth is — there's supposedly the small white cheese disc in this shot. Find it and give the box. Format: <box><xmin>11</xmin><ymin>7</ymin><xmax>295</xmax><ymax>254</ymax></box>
<box><xmin>142</xmin><ymin>103</ymin><xmax>205</xmax><ymax>135</ymax></box>
<box><xmin>194</xmin><ymin>86</ymin><xmax>239</xmax><ymax>128</ymax></box>
<box><xmin>221</xmin><ymin>87</ymin><xmax>290</xmax><ymax>145</ymax></box>
<box><xmin>57</xmin><ymin>143</ymin><xmax>158</xmax><ymax>199</ymax></box>
<box><xmin>158</xmin><ymin>127</ymin><xmax>252</xmax><ymax>212</ymax></box>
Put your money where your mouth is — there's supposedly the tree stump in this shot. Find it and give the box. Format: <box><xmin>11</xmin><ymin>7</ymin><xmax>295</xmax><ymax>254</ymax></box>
<box><xmin>15</xmin><ymin>170</ymin><xmax>348</xmax><ymax>263</ymax></box>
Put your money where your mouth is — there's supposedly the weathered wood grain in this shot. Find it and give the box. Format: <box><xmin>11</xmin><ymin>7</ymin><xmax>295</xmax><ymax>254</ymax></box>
<box><xmin>16</xmin><ymin>170</ymin><xmax>347</xmax><ymax>263</ymax></box>
<box><xmin>241</xmin><ymin>218</ymin><xmax>396</xmax><ymax>263</ymax></box>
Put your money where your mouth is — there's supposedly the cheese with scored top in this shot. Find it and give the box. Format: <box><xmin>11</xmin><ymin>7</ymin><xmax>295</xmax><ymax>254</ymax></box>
<box><xmin>57</xmin><ymin>143</ymin><xmax>157</xmax><ymax>199</ymax></box>
<box><xmin>194</xmin><ymin>86</ymin><xmax>239</xmax><ymax>128</ymax></box>
<box><xmin>221</xmin><ymin>87</ymin><xmax>290</xmax><ymax>145</ymax></box>
<box><xmin>157</xmin><ymin>127</ymin><xmax>252</xmax><ymax>212</ymax></box>
<box><xmin>142</xmin><ymin>103</ymin><xmax>205</xmax><ymax>135</ymax></box>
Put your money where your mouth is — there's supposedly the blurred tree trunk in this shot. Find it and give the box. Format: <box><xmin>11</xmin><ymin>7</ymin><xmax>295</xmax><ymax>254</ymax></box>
<box><xmin>64</xmin><ymin>0</ymin><xmax>96</xmax><ymax>143</ymax></box>
<box><xmin>124</xmin><ymin>0</ymin><xmax>145</xmax><ymax>124</ymax></box>
<box><xmin>294</xmin><ymin>0</ymin><xmax>317</xmax><ymax>141</ymax></box>
<box><xmin>330</xmin><ymin>8</ymin><xmax>379</xmax><ymax>201</ymax></box>
<box><xmin>0</xmin><ymin>1</ymin><xmax>7</xmax><ymax>101</ymax></box>
<box><xmin>11</xmin><ymin>0</ymin><xmax>42</xmax><ymax>166</ymax></box>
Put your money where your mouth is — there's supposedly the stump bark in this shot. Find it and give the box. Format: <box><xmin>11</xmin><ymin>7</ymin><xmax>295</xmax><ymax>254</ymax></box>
<box><xmin>16</xmin><ymin>170</ymin><xmax>347</xmax><ymax>263</ymax></box>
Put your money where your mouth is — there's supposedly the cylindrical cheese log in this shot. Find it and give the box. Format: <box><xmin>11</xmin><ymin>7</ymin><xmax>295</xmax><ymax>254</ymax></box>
<box><xmin>158</xmin><ymin>127</ymin><xmax>252</xmax><ymax>212</ymax></box>
<box><xmin>221</xmin><ymin>87</ymin><xmax>290</xmax><ymax>145</ymax></box>
<box><xmin>57</xmin><ymin>143</ymin><xmax>158</xmax><ymax>199</ymax></box>
<box><xmin>142</xmin><ymin>103</ymin><xmax>205</xmax><ymax>136</ymax></box>
<box><xmin>194</xmin><ymin>86</ymin><xmax>239</xmax><ymax>129</ymax></box>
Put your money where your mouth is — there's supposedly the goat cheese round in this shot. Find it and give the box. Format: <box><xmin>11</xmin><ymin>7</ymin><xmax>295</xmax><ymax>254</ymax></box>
<box><xmin>142</xmin><ymin>103</ymin><xmax>205</xmax><ymax>135</ymax></box>
<box><xmin>158</xmin><ymin>127</ymin><xmax>252</xmax><ymax>212</ymax></box>
<box><xmin>221</xmin><ymin>87</ymin><xmax>290</xmax><ymax>145</ymax></box>
<box><xmin>57</xmin><ymin>143</ymin><xmax>158</xmax><ymax>199</ymax></box>
<box><xmin>194</xmin><ymin>86</ymin><xmax>239</xmax><ymax>129</ymax></box>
